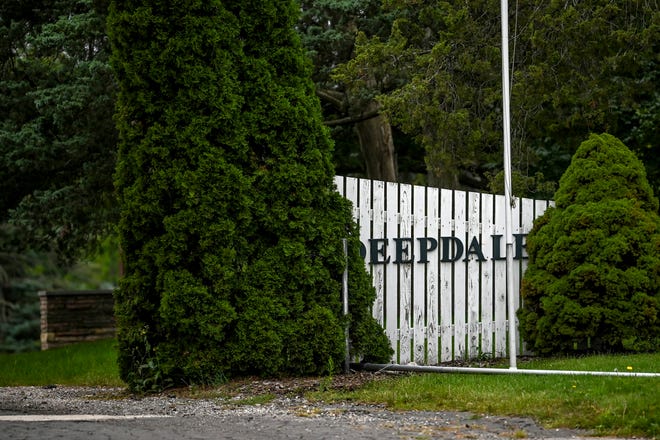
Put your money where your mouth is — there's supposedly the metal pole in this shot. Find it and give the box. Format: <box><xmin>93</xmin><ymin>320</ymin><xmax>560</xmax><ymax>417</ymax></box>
<box><xmin>356</xmin><ymin>363</ymin><xmax>660</xmax><ymax>378</ymax></box>
<box><xmin>342</xmin><ymin>238</ymin><xmax>350</xmax><ymax>373</ymax></box>
<box><xmin>500</xmin><ymin>0</ymin><xmax>517</xmax><ymax>369</ymax></box>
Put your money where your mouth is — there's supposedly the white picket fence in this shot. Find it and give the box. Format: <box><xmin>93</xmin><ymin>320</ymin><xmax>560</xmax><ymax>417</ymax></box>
<box><xmin>334</xmin><ymin>176</ymin><xmax>553</xmax><ymax>365</ymax></box>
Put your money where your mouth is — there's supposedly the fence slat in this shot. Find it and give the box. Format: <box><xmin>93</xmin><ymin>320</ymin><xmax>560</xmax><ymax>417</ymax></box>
<box><xmin>481</xmin><ymin>193</ymin><xmax>495</xmax><ymax>357</ymax></box>
<box><xmin>512</xmin><ymin>197</ymin><xmax>523</xmax><ymax>352</ymax></box>
<box><xmin>439</xmin><ymin>188</ymin><xmax>454</xmax><ymax>362</ymax></box>
<box><xmin>467</xmin><ymin>191</ymin><xmax>481</xmax><ymax>358</ymax></box>
<box><xmin>413</xmin><ymin>185</ymin><xmax>427</xmax><ymax>364</ymax></box>
<box><xmin>385</xmin><ymin>182</ymin><xmax>399</xmax><ymax>360</ymax></box>
<box><xmin>358</xmin><ymin>179</ymin><xmax>375</xmax><ymax>319</ymax></box>
<box><xmin>334</xmin><ymin>175</ymin><xmax>344</xmax><ymax>196</ymax></box>
<box><xmin>426</xmin><ymin>187</ymin><xmax>440</xmax><ymax>365</ymax></box>
<box><xmin>453</xmin><ymin>190</ymin><xmax>467</xmax><ymax>359</ymax></box>
<box><xmin>493</xmin><ymin>194</ymin><xmax>507</xmax><ymax>358</ymax></box>
<box><xmin>345</xmin><ymin>177</ymin><xmax>359</xmax><ymax>222</ymax></box>
<box><xmin>398</xmin><ymin>183</ymin><xmax>413</xmax><ymax>364</ymax></box>
<box><xmin>372</xmin><ymin>180</ymin><xmax>386</xmax><ymax>327</ymax></box>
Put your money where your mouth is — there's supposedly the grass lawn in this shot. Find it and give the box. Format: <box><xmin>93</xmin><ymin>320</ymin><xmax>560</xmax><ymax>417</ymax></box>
<box><xmin>0</xmin><ymin>338</ymin><xmax>123</xmax><ymax>387</ymax></box>
<box><xmin>312</xmin><ymin>353</ymin><xmax>660</xmax><ymax>439</ymax></box>
<box><xmin>1</xmin><ymin>340</ymin><xmax>658</xmax><ymax>438</ymax></box>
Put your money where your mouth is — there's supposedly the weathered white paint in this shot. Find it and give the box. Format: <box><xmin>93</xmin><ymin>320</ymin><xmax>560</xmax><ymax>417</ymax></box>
<box><xmin>426</xmin><ymin>186</ymin><xmax>440</xmax><ymax>365</ymax></box>
<box><xmin>493</xmin><ymin>194</ymin><xmax>508</xmax><ymax>357</ymax></box>
<box><xmin>481</xmin><ymin>193</ymin><xmax>495</xmax><ymax>357</ymax></box>
<box><xmin>413</xmin><ymin>185</ymin><xmax>426</xmax><ymax>364</ymax></box>
<box><xmin>385</xmin><ymin>181</ymin><xmax>399</xmax><ymax>358</ymax></box>
<box><xmin>334</xmin><ymin>176</ymin><xmax>553</xmax><ymax>364</ymax></box>
<box><xmin>439</xmin><ymin>188</ymin><xmax>454</xmax><ymax>362</ymax></box>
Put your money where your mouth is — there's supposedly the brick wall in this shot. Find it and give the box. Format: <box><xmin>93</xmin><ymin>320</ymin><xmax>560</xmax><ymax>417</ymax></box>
<box><xmin>39</xmin><ymin>290</ymin><xmax>116</xmax><ymax>350</ymax></box>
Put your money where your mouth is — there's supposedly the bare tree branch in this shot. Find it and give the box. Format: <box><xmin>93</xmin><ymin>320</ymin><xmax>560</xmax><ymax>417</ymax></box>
<box><xmin>324</xmin><ymin>109</ymin><xmax>381</xmax><ymax>126</ymax></box>
<box><xmin>316</xmin><ymin>88</ymin><xmax>346</xmax><ymax>110</ymax></box>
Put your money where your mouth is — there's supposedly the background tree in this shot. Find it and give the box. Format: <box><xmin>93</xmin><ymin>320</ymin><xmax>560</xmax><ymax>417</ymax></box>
<box><xmin>109</xmin><ymin>0</ymin><xmax>391</xmax><ymax>391</ymax></box>
<box><xmin>0</xmin><ymin>225</ymin><xmax>119</xmax><ymax>353</ymax></box>
<box><xmin>335</xmin><ymin>0</ymin><xmax>507</xmax><ymax>189</ymax></box>
<box><xmin>0</xmin><ymin>224</ymin><xmax>40</xmax><ymax>352</ymax></box>
<box><xmin>518</xmin><ymin>133</ymin><xmax>660</xmax><ymax>355</ymax></box>
<box><xmin>298</xmin><ymin>0</ymin><xmax>404</xmax><ymax>181</ymax></box>
<box><xmin>0</xmin><ymin>0</ymin><xmax>118</xmax><ymax>260</ymax></box>
<box><xmin>335</xmin><ymin>0</ymin><xmax>659</xmax><ymax>195</ymax></box>
<box><xmin>516</xmin><ymin>0</ymin><xmax>660</xmax><ymax>195</ymax></box>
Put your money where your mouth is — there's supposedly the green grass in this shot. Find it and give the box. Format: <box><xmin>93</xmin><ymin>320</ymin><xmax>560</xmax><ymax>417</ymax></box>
<box><xmin>0</xmin><ymin>338</ymin><xmax>122</xmax><ymax>387</ymax></box>
<box><xmin>1</xmin><ymin>340</ymin><xmax>658</xmax><ymax>438</ymax></box>
<box><xmin>312</xmin><ymin>354</ymin><xmax>660</xmax><ymax>439</ymax></box>
<box><xmin>519</xmin><ymin>352</ymin><xmax>659</xmax><ymax>372</ymax></box>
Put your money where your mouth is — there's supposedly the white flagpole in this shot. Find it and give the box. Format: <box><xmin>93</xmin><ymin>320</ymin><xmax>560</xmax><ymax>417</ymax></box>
<box><xmin>500</xmin><ymin>0</ymin><xmax>517</xmax><ymax>369</ymax></box>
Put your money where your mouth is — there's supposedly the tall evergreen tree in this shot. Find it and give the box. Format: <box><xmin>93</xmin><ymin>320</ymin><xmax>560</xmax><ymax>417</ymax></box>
<box><xmin>108</xmin><ymin>0</ymin><xmax>390</xmax><ymax>390</ymax></box>
<box><xmin>516</xmin><ymin>0</ymin><xmax>659</xmax><ymax>193</ymax></box>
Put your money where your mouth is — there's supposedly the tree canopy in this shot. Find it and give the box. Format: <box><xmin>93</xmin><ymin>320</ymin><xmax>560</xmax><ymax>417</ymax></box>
<box><xmin>335</xmin><ymin>0</ymin><xmax>659</xmax><ymax>194</ymax></box>
<box><xmin>0</xmin><ymin>0</ymin><xmax>117</xmax><ymax>261</ymax></box>
<box><xmin>300</xmin><ymin>0</ymin><xmax>404</xmax><ymax>181</ymax></box>
<box><xmin>515</xmin><ymin>0</ymin><xmax>659</xmax><ymax>192</ymax></box>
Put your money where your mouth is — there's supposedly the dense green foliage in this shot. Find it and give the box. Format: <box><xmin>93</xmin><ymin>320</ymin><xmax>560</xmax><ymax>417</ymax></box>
<box><xmin>0</xmin><ymin>225</ymin><xmax>41</xmax><ymax>352</ymax></box>
<box><xmin>109</xmin><ymin>0</ymin><xmax>391</xmax><ymax>391</ymax></box>
<box><xmin>0</xmin><ymin>0</ymin><xmax>118</xmax><ymax>260</ymax></box>
<box><xmin>2</xmin><ymin>1</ymin><xmax>657</xmax><ymax>265</ymax></box>
<box><xmin>299</xmin><ymin>1</ymin><xmax>416</xmax><ymax>179</ymax></box>
<box><xmin>2</xmin><ymin>0</ymin><xmax>658</xmax><ymax>370</ymax></box>
<box><xmin>335</xmin><ymin>0</ymin><xmax>659</xmax><ymax>194</ymax></box>
<box><xmin>335</xmin><ymin>0</ymin><xmax>505</xmax><ymax>188</ymax></box>
<box><xmin>519</xmin><ymin>134</ymin><xmax>660</xmax><ymax>354</ymax></box>
<box><xmin>517</xmin><ymin>1</ymin><xmax>659</xmax><ymax>193</ymax></box>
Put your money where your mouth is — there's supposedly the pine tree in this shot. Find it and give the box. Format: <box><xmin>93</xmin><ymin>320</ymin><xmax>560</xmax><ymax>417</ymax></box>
<box><xmin>108</xmin><ymin>0</ymin><xmax>391</xmax><ymax>391</ymax></box>
<box><xmin>0</xmin><ymin>0</ymin><xmax>117</xmax><ymax>260</ymax></box>
<box><xmin>518</xmin><ymin>133</ymin><xmax>660</xmax><ymax>355</ymax></box>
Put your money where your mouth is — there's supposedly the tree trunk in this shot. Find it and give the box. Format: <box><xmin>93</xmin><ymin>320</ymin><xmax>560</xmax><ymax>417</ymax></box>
<box><xmin>355</xmin><ymin>100</ymin><xmax>397</xmax><ymax>182</ymax></box>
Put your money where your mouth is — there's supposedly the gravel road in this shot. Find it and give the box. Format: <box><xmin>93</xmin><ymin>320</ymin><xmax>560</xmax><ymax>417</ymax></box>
<box><xmin>0</xmin><ymin>381</ymin><xmax>645</xmax><ymax>439</ymax></box>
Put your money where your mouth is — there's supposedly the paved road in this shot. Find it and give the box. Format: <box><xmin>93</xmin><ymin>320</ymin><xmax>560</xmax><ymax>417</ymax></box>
<box><xmin>0</xmin><ymin>411</ymin><xmax>607</xmax><ymax>440</ymax></box>
<box><xmin>0</xmin><ymin>387</ymin><xmax>641</xmax><ymax>439</ymax></box>
<box><xmin>2</xmin><ymin>412</ymin><xmax>398</xmax><ymax>440</ymax></box>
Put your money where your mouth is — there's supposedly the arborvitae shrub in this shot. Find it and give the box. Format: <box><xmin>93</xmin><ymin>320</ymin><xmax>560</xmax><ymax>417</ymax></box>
<box><xmin>519</xmin><ymin>133</ymin><xmax>660</xmax><ymax>355</ymax></box>
<box><xmin>108</xmin><ymin>1</ymin><xmax>391</xmax><ymax>391</ymax></box>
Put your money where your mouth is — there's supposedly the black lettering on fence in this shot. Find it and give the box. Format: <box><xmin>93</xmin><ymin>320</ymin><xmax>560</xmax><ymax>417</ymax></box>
<box><xmin>360</xmin><ymin>235</ymin><xmax>528</xmax><ymax>265</ymax></box>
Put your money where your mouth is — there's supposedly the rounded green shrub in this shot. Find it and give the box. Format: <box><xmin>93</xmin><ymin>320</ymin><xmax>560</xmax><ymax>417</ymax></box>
<box><xmin>519</xmin><ymin>133</ymin><xmax>660</xmax><ymax>355</ymax></box>
<box><xmin>108</xmin><ymin>1</ymin><xmax>390</xmax><ymax>391</ymax></box>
